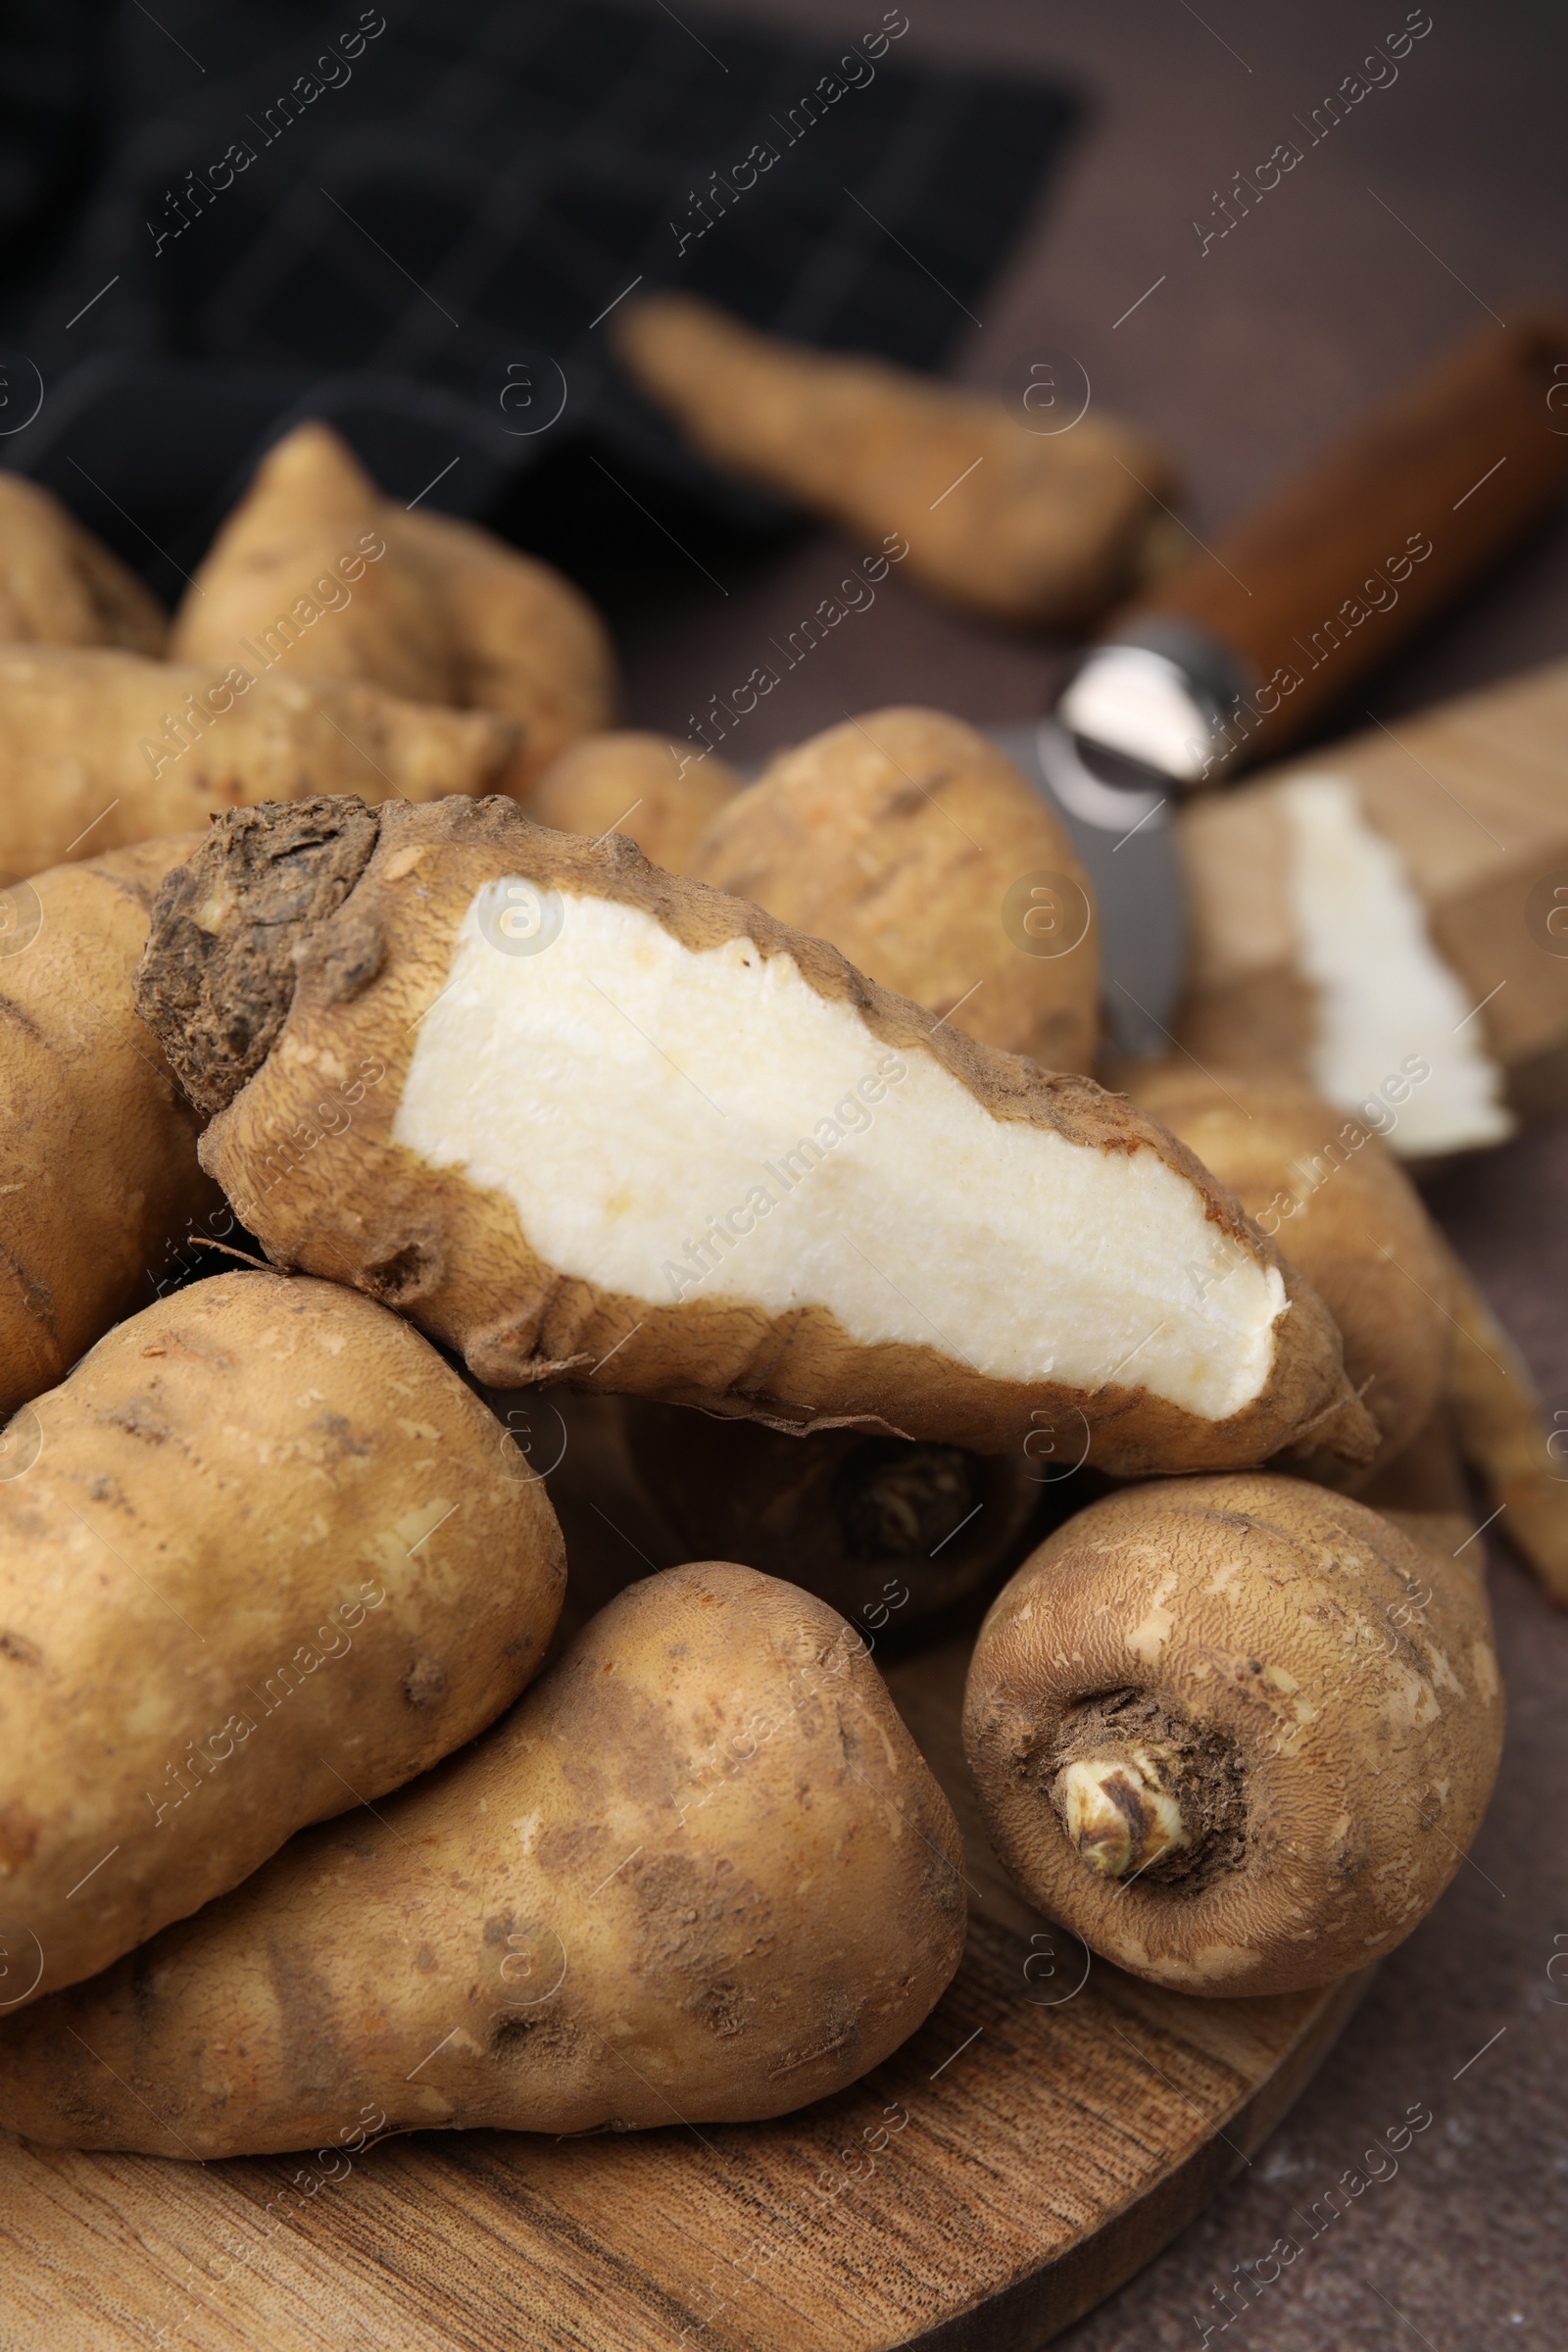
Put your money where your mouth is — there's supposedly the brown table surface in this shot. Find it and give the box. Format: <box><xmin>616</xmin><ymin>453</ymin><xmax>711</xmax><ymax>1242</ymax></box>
<box><xmin>608</xmin><ymin>3</ymin><xmax>1568</xmax><ymax>2346</ymax></box>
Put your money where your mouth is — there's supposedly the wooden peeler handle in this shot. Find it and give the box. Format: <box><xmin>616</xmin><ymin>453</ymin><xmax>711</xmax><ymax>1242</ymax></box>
<box><xmin>1118</xmin><ymin>311</ymin><xmax>1568</xmax><ymax>769</ymax></box>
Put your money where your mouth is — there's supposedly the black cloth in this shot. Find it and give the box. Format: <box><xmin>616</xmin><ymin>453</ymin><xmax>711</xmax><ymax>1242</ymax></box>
<box><xmin>0</xmin><ymin>0</ymin><xmax>1079</xmax><ymax>598</ymax></box>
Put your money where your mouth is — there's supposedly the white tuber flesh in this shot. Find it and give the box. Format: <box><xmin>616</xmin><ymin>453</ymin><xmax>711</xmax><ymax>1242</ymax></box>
<box><xmin>1282</xmin><ymin>774</ymin><xmax>1512</xmax><ymax>1154</ymax></box>
<box><xmin>1054</xmin><ymin>1750</ymin><xmax>1190</xmax><ymax>1880</ymax></box>
<box><xmin>393</xmin><ymin>883</ymin><xmax>1287</xmax><ymax>1421</ymax></box>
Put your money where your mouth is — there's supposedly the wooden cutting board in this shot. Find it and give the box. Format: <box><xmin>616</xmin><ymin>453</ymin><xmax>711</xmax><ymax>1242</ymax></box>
<box><xmin>0</xmin><ymin>1635</ymin><xmax>1365</xmax><ymax>2352</ymax></box>
<box><xmin>1173</xmin><ymin>658</ymin><xmax>1568</xmax><ymax>1131</ymax></box>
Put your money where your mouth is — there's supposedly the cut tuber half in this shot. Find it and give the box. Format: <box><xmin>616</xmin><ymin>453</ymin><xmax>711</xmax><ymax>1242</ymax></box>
<box><xmin>135</xmin><ymin>793</ymin><xmax>1377</xmax><ymax>1476</ymax></box>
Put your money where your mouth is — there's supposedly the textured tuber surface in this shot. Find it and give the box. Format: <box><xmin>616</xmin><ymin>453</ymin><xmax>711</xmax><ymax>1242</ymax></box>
<box><xmin>0</xmin><ymin>1269</ymin><xmax>564</xmax><ymax>2004</ymax></box>
<box><xmin>963</xmin><ymin>1474</ymin><xmax>1502</xmax><ymax>1995</ymax></box>
<box><xmin>0</xmin><ymin>836</ymin><xmax>219</xmax><ymax>1414</ymax></box>
<box><xmin>0</xmin><ymin>1563</ymin><xmax>964</xmax><ymax>2154</ymax></box>
<box><xmin>135</xmin><ymin>793</ymin><xmax>1377</xmax><ymax>1475</ymax></box>
<box><xmin>135</xmin><ymin>798</ymin><xmax>380</xmax><ymax>1117</ymax></box>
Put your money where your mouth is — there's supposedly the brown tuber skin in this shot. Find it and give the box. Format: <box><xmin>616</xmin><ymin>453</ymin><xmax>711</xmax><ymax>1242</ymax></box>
<box><xmin>171</xmin><ymin>421</ymin><xmax>616</xmax><ymax>790</ymax></box>
<box><xmin>0</xmin><ymin>1270</ymin><xmax>564</xmax><ymax>2004</ymax></box>
<box><xmin>963</xmin><ymin>1475</ymin><xmax>1502</xmax><ymax>1996</ymax></box>
<box><xmin>691</xmin><ymin>709</ymin><xmax>1101</xmax><ymax>1072</ymax></box>
<box><xmin>133</xmin><ymin>792</ymin><xmax>1377</xmax><ymax>1476</ymax></box>
<box><xmin>1126</xmin><ymin>1068</ymin><xmax>1568</xmax><ymax>1592</ymax></box>
<box><xmin>614</xmin><ymin>293</ymin><xmax>1183</xmax><ymax>629</ymax></box>
<box><xmin>0</xmin><ymin>1563</ymin><xmax>966</xmax><ymax>2156</ymax></box>
<box><xmin>0</xmin><ymin>472</ymin><xmax>167</xmax><ymax>656</ymax></box>
<box><xmin>396</xmin><ymin>501</ymin><xmax>618</xmax><ymax>782</ymax></box>
<box><xmin>527</xmin><ymin>729</ymin><xmax>742</xmax><ymax>872</ymax></box>
<box><xmin>0</xmin><ymin>836</ymin><xmax>220</xmax><ymax>1416</ymax></box>
<box><xmin>1436</xmin><ymin>1237</ymin><xmax>1568</xmax><ymax>1606</ymax></box>
<box><xmin>1123</xmin><ymin>1065</ymin><xmax>1451</xmax><ymax>1475</ymax></box>
<box><xmin>0</xmin><ymin>646</ymin><xmax>521</xmax><ymax>882</ymax></box>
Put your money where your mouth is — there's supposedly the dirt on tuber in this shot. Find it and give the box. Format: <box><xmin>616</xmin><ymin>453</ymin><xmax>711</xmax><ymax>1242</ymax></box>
<box><xmin>0</xmin><ymin>1563</ymin><xmax>964</xmax><ymax>2154</ymax></box>
<box><xmin>0</xmin><ymin>1269</ymin><xmax>564</xmax><ymax>2005</ymax></box>
<box><xmin>963</xmin><ymin>1474</ymin><xmax>1502</xmax><ymax>1996</ymax></box>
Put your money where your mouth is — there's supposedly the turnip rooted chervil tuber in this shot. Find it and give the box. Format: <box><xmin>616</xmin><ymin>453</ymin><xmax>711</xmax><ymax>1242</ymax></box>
<box><xmin>963</xmin><ymin>1476</ymin><xmax>1502</xmax><ymax>1996</ymax></box>
<box><xmin>0</xmin><ymin>1270</ymin><xmax>564</xmax><ymax>2008</ymax></box>
<box><xmin>0</xmin><ymin>1564</ymin><xmax>965</xmax><ymax>2156</ymax></box>
<box><xmin>0</xmin><ymin>836</ymin><xmax>217</xmax><ymax>1417</ymax></box>
<box><xmin>135</xmin><ymin>795</ymin><xmax>1377</xmax><ymax>1475</ymax></box>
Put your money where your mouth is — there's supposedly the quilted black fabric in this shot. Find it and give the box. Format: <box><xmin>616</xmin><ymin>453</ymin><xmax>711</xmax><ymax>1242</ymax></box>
<box><xmin>0</xmin><ymin>0</ymin><xmax>1079</xmax><ymax>596</ymax></box>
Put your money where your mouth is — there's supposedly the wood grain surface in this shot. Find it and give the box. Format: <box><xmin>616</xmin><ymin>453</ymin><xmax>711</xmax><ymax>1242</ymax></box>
<box><xmin>0</xmin><ymin>1635</ymin><xmax>1365</xmax><ymax>2352</ymax></box>
<box><xmin>1173</xmin><ymin>657</ymin><xmax>1568</xmax><ymax>1124</ymax></box>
